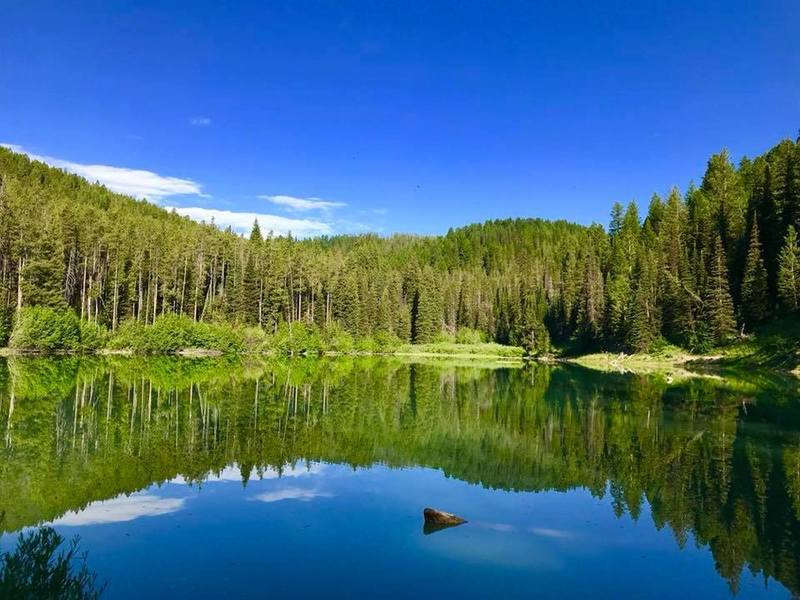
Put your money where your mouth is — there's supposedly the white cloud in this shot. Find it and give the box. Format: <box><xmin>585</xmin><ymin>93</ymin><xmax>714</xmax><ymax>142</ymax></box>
<box><xmin>260</xmin><ymin>194</ymin><xmax>346</xmax><ymax>212</ymax></box>
<box><xmin>50</xmin><ymin>493</ymin><xmax>185</xmax><ymax>526</ymax></box>
<box><xmin>165</xmin><ymin>205</ymin><xmax>332</xmax><ymax>237</ymax></box>
<box><xmin>251</xmin><ymin>487</ymin><xmax>333</xmax><ymax>503</ymax></box>
<box><xmin>190</xmin><ymin>117</ymin><xmax>212</xmax><ymax>126</ymax></box>
<box><xmin>1</xmin><ymin>143</ymin><xmax>203</xmax><ymax>201</ymax></box>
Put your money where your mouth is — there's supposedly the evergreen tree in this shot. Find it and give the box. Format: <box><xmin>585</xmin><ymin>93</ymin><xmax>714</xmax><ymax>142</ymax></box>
<box><xmin>702</xmin><ymin>235</ymin><xmax>737</xmax><ymax>344</ymax></box>
<box><xmin>777</xmin><ymin>225</ymin><xmax>800</xmax><ymax>312</ymax></box>
<box><xmin>627</xmin><ymin>251</ymin><xmax>660</xmax><ymax>352</ymax></box>
<box><xmin>21</xmin><ymin>219</ymin><xmax>65</xmax><ymax>309</ymax></box>
<box><xmin>740</xmin><ymin>219</ymin><xmax>769</xmax><ymax>325</ymax></box>
<box><xmin>412</xmin><ymin>267</ymin><xmax>442</xmax><ymax>343</ymax></box>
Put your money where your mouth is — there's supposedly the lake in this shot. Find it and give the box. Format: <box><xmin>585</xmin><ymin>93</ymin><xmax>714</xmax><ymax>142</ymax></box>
<box><xmin>1</xmin><ymin>356</ymin><xmax>799</xmax><ymax>598</ymax></box>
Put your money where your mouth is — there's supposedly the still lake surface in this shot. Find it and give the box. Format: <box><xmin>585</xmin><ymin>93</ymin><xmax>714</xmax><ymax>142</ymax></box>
<box><xmin>1</xmin><ymin>356</ymin><xmax>799</xmax><ymax>598</ymax></box>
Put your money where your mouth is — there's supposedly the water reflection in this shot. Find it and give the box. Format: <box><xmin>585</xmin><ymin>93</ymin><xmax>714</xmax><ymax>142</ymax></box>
<box><xmin>0</xmin><ymin>356</ymin><xmax>798</xmax><ymax>596</ymax></box>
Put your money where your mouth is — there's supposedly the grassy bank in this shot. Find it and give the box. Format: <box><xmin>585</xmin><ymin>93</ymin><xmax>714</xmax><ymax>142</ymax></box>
<box><xmin>396</xmin><ymin>342</ymin><xmax>524</xmax><ymax>359</ymax></box>
<box><xmin>568</xmin><ymin>318</ymin><xmax>800</xmax><ymax>378</ymax></box>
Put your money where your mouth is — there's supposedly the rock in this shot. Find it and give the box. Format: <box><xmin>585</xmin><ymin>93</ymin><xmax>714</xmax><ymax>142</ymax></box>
<box><xmin>423</xmin><ymin>507</ymin><xmax>467</xmax><ymax>535</ymax></box>
<box><xmin>424</xmin><ymin>507</ymin><xmax>466</xmax><ymax>525</ymax></box>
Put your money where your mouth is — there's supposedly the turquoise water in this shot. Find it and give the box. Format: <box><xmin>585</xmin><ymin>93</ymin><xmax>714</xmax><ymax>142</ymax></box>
<box><xmin>1</xmin><ymin>357</ymin><xmax>798</xmax><ymax>598</ymax></box>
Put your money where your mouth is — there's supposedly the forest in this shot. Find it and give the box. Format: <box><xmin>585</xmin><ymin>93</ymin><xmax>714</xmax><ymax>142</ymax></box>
<box><xmin>0</xmin><ymin>136</ymin><xmax>798</xmax><ymax>355</ymax></box>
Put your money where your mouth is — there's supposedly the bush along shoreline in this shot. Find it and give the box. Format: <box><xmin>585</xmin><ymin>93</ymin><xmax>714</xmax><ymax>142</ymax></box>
<box><xmin>1</xmin><ymin>307</ymin><xmax>525</xmax><ymax>359</ymax></box>
<box><xmin>1</xmin><ymin>308</ymin><xmax>795</xmax><ymax>375</ymax></box>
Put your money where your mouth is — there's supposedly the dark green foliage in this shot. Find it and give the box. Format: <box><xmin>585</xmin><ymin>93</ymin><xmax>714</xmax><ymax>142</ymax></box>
<box><xmin>741</xmin><ymin>219</ymin><xmax>769</xmax><ymax>325</ymax></box>
<box><xmin>107</xmin><ymin>315</ymin><xmax>244</xmax><ymax>354</ymax></box>
<box><xmin>0</xmin><ymin>306</ymin><xmax>12</xmax><ymax>346</ymax></box>
<box><xmin>777</xmin><ymin>225</ymin><xmax>800</xmax><ymax>312</ymax></box>
<box><xmin>702</xmin><ymin>236</ymin><xmax>737</xmax><ymax>345</ymax></box>
<box><xmin>0</xmin><ymin>527</ymin><xmax>103</xmax><ymax>599</ymax></box>
<box><xmin>411</xmin><ymin>267</ymin><xmax>441</xmax><ymax>343</ymax></box>
<box><xmin>10</xmin><ymin>307</ymin><xmax>82</xmax><ymax>351</ymax></box>
<box><xmin>455</xmin><ymin>327</ymin><xmax>485</xmax><ymax>344</ymax></box>
<box><xmin>1</xmin><ymin>136</ymin><xmax>799</xmax><ymax>355</ymax></box>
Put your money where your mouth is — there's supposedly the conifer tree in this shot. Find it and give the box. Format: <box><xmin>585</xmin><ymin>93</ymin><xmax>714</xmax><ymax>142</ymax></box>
<box><xmin>703</xmin><ymin>235</ymin><xmax>737</xmax><ymax>344</ymax></box>
<box><xmin>777</xmin><ymin>225</ymin><xmax>800</xmax><ymax>312</ymax></box>
<box><xmin>627</xmin><ymin>251</ymin><xmax>660</xmax><ymax>352</ymax></box>
<box><xmin>740</xmin><ymin>219</ymin><xmax>769</xmax><ymax>325</ymax></box>
<box><xmin>22</xmin><ymin>219</ymin><xmax>66</xmax><ymax>309</ymax></box>
<box><xmin>412</xmin><ymin>267</ymin><xmax>442</xmax><ymax>343</ymax></box>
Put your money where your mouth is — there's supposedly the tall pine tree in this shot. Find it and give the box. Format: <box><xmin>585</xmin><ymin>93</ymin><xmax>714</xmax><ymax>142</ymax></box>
<box><xmin>702</xmin><ymin>235</ymin><xmax>737</xmax><ymax>344</ymax></box>
<box><xmin>777</xmin><ymin>225</ymin><xmax>800</xmax><ymax>312</ymax></box>
<box><xmin>740</xmin><ymin>219</ymin><xmax>769</xmax><ymax>326</ymax></box>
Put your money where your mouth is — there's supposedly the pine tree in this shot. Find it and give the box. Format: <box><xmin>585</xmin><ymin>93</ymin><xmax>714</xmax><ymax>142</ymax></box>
<box><xmin>740</xmin><ymin>219</ymin><xmax>769</xmax><ymax>325</ymax></box>
<box><xmin>777</xmin><ymin>225</ymin><xmax>800</xmax><ymax>312</ymax></box>
<box><xmin>703</xmin><ymin>235</ymin><xmax>737</xmax><ymax>344</ymax></box>
<box><xmin>412</xmin><ymin>267</ymin><xmax>441</xmax><ymax>343</ymax></box>
<box><xmin>627</xmin><ymin>252</ymin><xmax>660</xmax><ymax>352</ymax></box>
<box><xmin>22</xmin><ymin>219</ymin><xmax>66</xmax><ymax>309</ymax></box>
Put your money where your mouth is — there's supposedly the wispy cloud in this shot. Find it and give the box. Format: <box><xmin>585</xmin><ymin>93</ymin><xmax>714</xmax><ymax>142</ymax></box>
<box><xmin>190</xmin><ymin>117</ymin><xmax>212</xmax><ymax>126</ymax></box>
<box><xmin>260</xmin><ymin>194</ymin><xmax>346</xmax><ymax>212</ymax></box>
<box><xmin>251</xmin><ymin>487</ymin><xmax>333</xmax><ymax>503</ymax></box>
<box><xmin>51</xmin><ymin>493</ymin><xmax>185</xmax><ymax>526</ymax></box>
<box><xmin>165</xmin><ymin>205</ymin><xmax>332</xmax><ymax>237</ymax></box>
<box><xmin>2</xmin><ymin>143</ymin><xmax>203</xmax><ymax>201</ymax></box>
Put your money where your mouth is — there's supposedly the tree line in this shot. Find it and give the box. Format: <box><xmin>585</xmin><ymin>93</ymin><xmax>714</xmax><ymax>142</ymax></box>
<box><xmin>0</xmin><ymin>136</ymin><xmax>798</xmax><ymax>353</ymax></box>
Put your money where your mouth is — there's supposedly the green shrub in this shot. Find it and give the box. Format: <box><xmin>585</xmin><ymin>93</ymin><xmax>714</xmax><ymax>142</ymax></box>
<box><xmin>269</xmin><ymin>321</ymin><xmax>322</xmax><ymax>355</ymax></box>
<box><xmin>9</xmin><ymin>307</ymin><xmax>82</xmax><ymax>351</ymax></box>
<box><xmin>433</xmin><ymin>331</ymin><xmax>456</xmax><ymax>344</ymax></box>
<box><xmin>108</xmin><ymin>314</ymin><xmax>244</xmax><ymax>354</ymax></box>
<box><xmin>356</xmin><ymin>336</ymin><xmax>379</xmax><ymax>353</ymax></box>
<box><xmin>455</xmin><ymin>327</ymin><xmax>485</xmax><ymax>344</ymax></box>
<box><xmin>241</xmin><ymin>326</ymin><xmax>268</xmax><ymax>352</ymax></box>
<box><xmin>373</xmin><ymin>331</ymin><xmax>403</xmax><ymax>352</ymax></box>
<box><xmin>321</xmin><ymin>323</ymin><xmax>355</xmax><ymax>353</ymax></box>
<box><xmin>78</xmin><ymin>320</ymin><xmax>109</xmax><ymax>351</ymax></box>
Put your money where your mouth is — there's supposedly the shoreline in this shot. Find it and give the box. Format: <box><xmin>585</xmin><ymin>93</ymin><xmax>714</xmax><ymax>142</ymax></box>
<box><xmin>2</xmin><ymin>346</ymin><xmax>797</xmax><ymax>378</ymax></box>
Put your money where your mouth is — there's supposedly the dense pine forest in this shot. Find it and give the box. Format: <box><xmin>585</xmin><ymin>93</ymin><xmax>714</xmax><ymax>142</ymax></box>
<box><xmin>0</xmin><ymin>137</ymin><xmax>798</xmax><ymax>354</ymax></box>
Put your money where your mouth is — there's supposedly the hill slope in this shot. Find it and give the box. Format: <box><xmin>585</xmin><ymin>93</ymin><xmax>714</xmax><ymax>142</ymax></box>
<box><xmin>1</xmin><ymin>137</ymin><xmax>799</xmax><ymax>360</ymax></box>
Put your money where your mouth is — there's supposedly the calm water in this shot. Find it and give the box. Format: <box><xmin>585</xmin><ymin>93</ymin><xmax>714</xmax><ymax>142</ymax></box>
<box><xmin>1</xmin><ymin>356</ymin><xmax>799</xmax><ymax>598</ymax></box>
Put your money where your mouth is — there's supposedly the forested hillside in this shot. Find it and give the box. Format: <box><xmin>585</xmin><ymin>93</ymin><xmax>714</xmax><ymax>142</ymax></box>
<box><xmin>0</xmin><ymin>137</ymin><xmax>798</xmax><ymax>354</ymax></box>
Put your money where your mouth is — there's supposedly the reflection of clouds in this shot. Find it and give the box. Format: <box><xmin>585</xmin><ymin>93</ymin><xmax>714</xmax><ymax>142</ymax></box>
<box><xmin>529</xmin><ymin>527</ymin><xmax>573</xmax><ymax>539</ymax></box>
<box><xmin>479</xmin><ymin>522</ymin><xmax>516</xmax><ymax>532</ymax></box>
<box><xmin>51</xmin><ymin>494</ymin><xmax>185</xmax><ymax>526</ymax></box>
<box><xmin>171</xmin><ymin>463</ymin><xmax>325</xmax><ymax>485</ymax></box>
<box><xmin>251</xmin><ymin>487</ymin><xmax>333</xmax><ymax>503</ymax></box>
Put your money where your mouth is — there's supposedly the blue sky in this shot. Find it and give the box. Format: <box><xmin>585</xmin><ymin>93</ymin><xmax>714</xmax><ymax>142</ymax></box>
<box><xmin>1</xmin><ymin>1</ymin><xmax>799</xmax><ymax>236</ymax></box>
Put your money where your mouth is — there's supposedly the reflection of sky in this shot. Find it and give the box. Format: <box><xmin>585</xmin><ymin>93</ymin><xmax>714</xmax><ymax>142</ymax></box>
<box><xmin>46</xmin><ymin>462</ymin><xmax>332</xmax><ymax>529</ymax></box>
<box><xmin>22</xmin><ymin>462</ymin><xmax>789</xmax><ymax>599</ymax></box>
<box><xmin>251</xmin><ymin>487</ymin><xmax>333</xmax><ymax>503</ymax></box>
<box><xmin>170</xmin><ymin>462</ymin><xmax>325</xmax><ymax>485</ymax></box>
<box><xmin>51</xmin><ymin>494</ymin><xmax>185</xmax><ymax>526</ymax></box>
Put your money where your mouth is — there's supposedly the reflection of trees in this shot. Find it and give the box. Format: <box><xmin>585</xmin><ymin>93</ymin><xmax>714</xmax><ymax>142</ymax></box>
<box><xmin>0</xmin><ymin>356</ymin><xmax>799</xmax><ymax>594</ymax></box>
